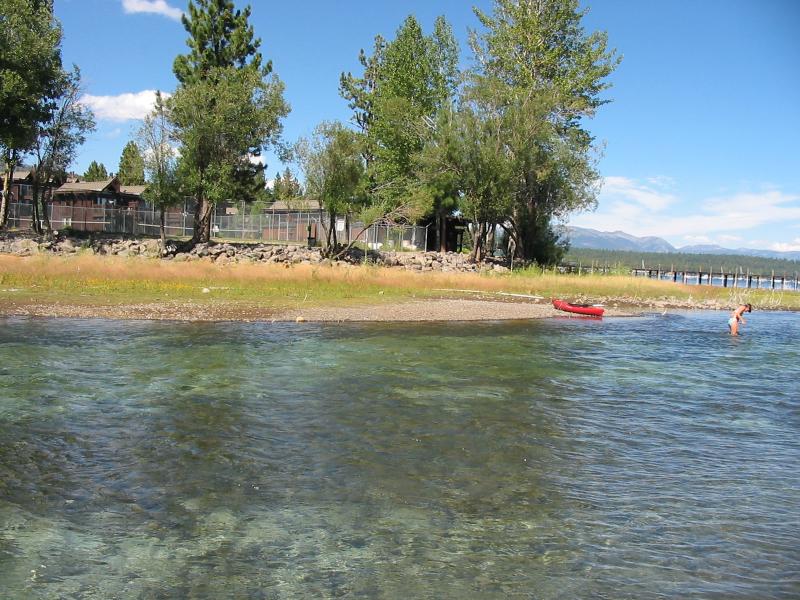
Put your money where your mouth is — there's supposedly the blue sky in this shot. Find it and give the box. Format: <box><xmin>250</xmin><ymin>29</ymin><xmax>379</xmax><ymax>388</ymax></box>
<box><xmin>54</xmin><ymin>0</ymin><xmax>800</xmax><ymax>251</ymax></box>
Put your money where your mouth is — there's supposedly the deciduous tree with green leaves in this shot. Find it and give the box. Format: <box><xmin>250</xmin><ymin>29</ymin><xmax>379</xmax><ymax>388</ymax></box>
<box><xmin>138</xmin><ymin>91</ymin><xmax>180</xmax><ymax>252</ymax></box>
<box><xmin>170</xmin><ymin>0</ymin><xmax>288</xmax><ymax>245</ymax></box>
<box><xmin>340</xmin><ymin>15</ymin><xmax>459</xmax><ymax>223</ymax></box>
<box><xmin>465</xmin><ymin>0</ymin><xmax>620</xmax><ymax>263</ymax></box>
<box><xmin>295</xmin><ymin>122</ymin><xmax>364</xmax><ymax>255</ymax></box>
<box><xmin>117</xmin><ymin>140</ymin><xmax>145</xmax><ymax>186</ymax></box>
<box><xmin>0</xmin><ymin>0</ymin><xmax>63</xmax><ymax>226</ymax></box>
<box><xmin>28</xmin><ymin>65</ymin><xmax>95</xmax><ymax>234</ymax></box>
<box><xmin>83</xmin><ymin>160</ymin><xmax>108</xmax><ymax>181</ymax></box>
<box><xmin>420</xmin><ymin>100</ymin><xmax>517</xmax><ymax>262</ymax></box>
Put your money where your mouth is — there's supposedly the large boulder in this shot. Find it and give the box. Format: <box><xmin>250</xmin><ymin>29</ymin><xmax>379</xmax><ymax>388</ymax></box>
<box><xmin>10</xmin><ymin>239</ymin><xmax>40</xmax><ymax>256</ymax></box>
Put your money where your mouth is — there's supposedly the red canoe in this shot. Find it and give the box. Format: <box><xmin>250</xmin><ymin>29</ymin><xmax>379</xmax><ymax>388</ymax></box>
<box><xmin>552</xmin><ymin>299</ymin><xmax>605</xmax><ymax>317</ymax></box>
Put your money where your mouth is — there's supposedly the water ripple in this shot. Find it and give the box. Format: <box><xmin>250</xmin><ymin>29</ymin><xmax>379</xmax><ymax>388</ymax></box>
<box><xmin>0</xmin><ymin>312</ymin><xmax>798</xmax><ymax>598</ymax></box>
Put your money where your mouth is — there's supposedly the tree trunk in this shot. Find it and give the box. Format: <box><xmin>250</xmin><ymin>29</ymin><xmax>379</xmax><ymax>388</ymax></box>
<box><xmin>469</xmin><ymin>221</ymin><xmax>485</xmax><ymax>263</ymax></box>
<box><xmin>440</xmin><ymin>211</ymin><xmax>448</xmax><ymax>253</ymax></box>
<box><xmin>331</xmin><ymin>222</ymin><xmax>372</xmax><ymax>261</ymax></box>
<box><xmin>486</xmin><ymin>222</ymin><xmax>496</xmax><ymax>257</ymax></box>
<box><xmin>190</xmin><ymin>196</ymin><xmax>212</xmax><ymax>245</ymax></box>
<box><xmin>323</xmin><ymin>209</ymin><xmax>335</xmax><ymax>256</ymax></box>
<box><xmin>1</xmin><ymin>154</ymin><xmax>16</xmax><ymax>228</ymax></box>
<box><xmin>41</xmin><ymin>187</ymin><xmax>53</xmax><ymax>235</ymax></box>
<box><xmin>159</xmin><ymin>207</ymin><xmax>167</xmax><ymax>255</ymax></box>
<box><xmin>31</xmin><ymin>185</ymin><xmax>41</xmax><ymax>234</ymax></box>
<box><xmin>478</xmin><ymin>222</ymin><xmax>487</xmax><ymax>262</ymax></box>
<box><xmin>434</xmin><ymin>211</ymin><xmax>441</xmax><ymax>252</ymax></box>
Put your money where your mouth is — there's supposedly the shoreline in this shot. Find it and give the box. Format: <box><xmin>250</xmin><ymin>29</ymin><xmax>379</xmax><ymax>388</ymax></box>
<box><xmin>2</xmin><ymin>252</ymin><xmax>795</xmax><ymax>323</ymax></box>
<box><xmin>0</xmin><ymin>297</ymin><xmax>689</xmax><ymax>323</ymax></box>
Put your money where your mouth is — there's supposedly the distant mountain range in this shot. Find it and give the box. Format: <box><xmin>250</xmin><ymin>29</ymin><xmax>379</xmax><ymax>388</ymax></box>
<box><xmin>565</xmin><ymin>226</ymin><xmax>800</xmax><ymax>261</ymax></box>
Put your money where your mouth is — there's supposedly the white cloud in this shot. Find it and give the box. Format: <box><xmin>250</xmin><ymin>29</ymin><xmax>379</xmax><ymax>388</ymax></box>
<box><xmin>80</xmin><ymin>90</ymin><xmax>170</xmax><ymax>122</ymax></box>
<box><xmin>600</xmin><ymin>176</ymin><xmax>677</xmax><ymax>212</ymax></box>
<box><xmin>681</xmin><ymin>235</ymin><xmax>712</xmax><ymax>245</ymax></box>
<box><xmin>770</xmin><ymin>239</ymin><xmax>800</xmax><ymax>252</ymax></box>
<box><xmin>717</xmin><ymin>234</ymin><xmax>743</xmax><ymax>244</ymax></box>
<box><xmin>121</xmin><ymin>0</ymin><xmax>182</xmax><ymax>21</ymax></box>
<box><xmin>645</xmin><ymin>175</ymin><xmax>676</xmax><ymax>189</ymax></box>
<box><xmin>570</xmin><ymin>176</ymin><xmax>800</xmax><ymax>247</ymax></box>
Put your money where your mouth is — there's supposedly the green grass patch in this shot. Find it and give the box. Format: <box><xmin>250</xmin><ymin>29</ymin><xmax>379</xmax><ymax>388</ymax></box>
<box><xmin>1</xmin><ymin>254</ymin><xmax>798</xmax><ymax>312</ymax></box>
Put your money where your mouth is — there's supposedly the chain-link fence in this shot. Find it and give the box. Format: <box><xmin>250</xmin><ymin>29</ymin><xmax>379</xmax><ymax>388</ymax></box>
<box><xmin>7</xmin><ymin>203</ymin><xmax>428</xmax><ymax>250</ymax></box>
<box><xmin>214</xmin><ymin>211</ymin><xmax>322</xmax><ymax>243</ymax></box>
<box><xmin>347</xmin><ymin>222</ymin><xmax>427</xmax><ymax>252</ymax></box>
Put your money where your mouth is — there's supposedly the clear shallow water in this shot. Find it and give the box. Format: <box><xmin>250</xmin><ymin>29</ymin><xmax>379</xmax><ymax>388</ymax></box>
<box><xmin>0</xmin><ymin>312</ymin><xmax>798</xmax><ymax>598</ymax></box>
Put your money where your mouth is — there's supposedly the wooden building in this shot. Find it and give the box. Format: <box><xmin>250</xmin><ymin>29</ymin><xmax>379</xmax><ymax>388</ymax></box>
<box><xmin>49</xmin><ymin>178</ymin><xmax>147</xmax><ymax>231</ymax></box>
<box><xmin>52</xmin><ymin>177</ymin><xmax>144</xmax><ymax>208</ymax></box>
<box><xmin>1</xmin><ymin>169</ymin><xmax>35</xmax><ymax>203</ymax></box>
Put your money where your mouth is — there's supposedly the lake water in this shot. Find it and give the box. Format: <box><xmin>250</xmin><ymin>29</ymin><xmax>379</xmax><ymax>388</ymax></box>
<box><xmin>1</xmin><ymin>311</ymin><xmax>798</xmax><ymax>598</ymax></box>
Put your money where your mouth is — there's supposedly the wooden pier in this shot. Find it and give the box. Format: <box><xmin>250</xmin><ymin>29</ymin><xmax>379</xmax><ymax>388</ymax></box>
<box><xmin>630</xmin><ymin>268</ymin><xmax>800</xmax><ymax>291</ymax></box>
<box><xmin>555</xmin><ymin>260</ymin><xmax>799</xmax><ymax>291</ymax></box>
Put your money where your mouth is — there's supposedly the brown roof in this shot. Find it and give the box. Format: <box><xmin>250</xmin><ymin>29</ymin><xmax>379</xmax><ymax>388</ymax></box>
<box><xmin>56</xmin><ymin>178</ymin><xmax>118</xmax><ymax>194</ymax></box>
<box><xmin>120</xmin><ymin>185</ymin><xmax>148</xmax><ymax>196</ymax></box>
<box><xmin>1</xmin><ymin>169</ymin><xmax>33</xmax><ymax>182</ymax></box>
<box><xmin>267</xmin><ymin>198</ymin><xmax>322</xmax><ymax>211</ymax></box>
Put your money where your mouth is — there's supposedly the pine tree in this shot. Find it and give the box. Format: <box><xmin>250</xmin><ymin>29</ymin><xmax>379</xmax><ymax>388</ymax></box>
<box><xmin>272</xmin><ymin>167</ymin><xmax>302</xmax><ymax>201</ymax></box>
<box><xmin>117</xmin><ymin>141</ymin><xmax>145</xmax><ymax>185</ymax></box>
<box><xmin>170</xmin><ymin>0</ymin><xmax>288</xmax><ymax>245</ymax></box>
<box><xmin>83</xmin><ymin>160</ymin><xmax>108</xmax><ymax>181</ymax></box>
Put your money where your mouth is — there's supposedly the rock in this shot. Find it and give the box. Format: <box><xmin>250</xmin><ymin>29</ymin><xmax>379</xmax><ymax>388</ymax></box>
<box><xmin>10</xmin><ymin>239</ymin><xmax>39</xmax><ymax>255</ymax></box>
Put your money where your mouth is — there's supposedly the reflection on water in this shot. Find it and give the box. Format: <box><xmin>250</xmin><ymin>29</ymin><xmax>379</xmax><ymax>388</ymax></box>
<box><xmin>1</xmin><ymin>312</ymin><xmax>799</xmax><ymax>598</ymax></box>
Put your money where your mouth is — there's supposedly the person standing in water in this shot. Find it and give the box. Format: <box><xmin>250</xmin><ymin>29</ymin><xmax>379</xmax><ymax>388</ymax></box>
<box><xmin>728</xmin><ymin>303</ymin><xmax>752</xmax><ymax>336</ymax></box>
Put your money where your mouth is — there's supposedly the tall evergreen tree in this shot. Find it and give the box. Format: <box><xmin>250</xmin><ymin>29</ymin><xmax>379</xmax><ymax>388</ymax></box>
<box><xmin>0</xmin><ymin>0</ymin><xmax>63</xmax><ymax>226</ymax></box>
<box><xmin>117</xmin><ymin>140</ymin><xmax>145</xmax><ymax>185</ymax></box>
<box><xmin>170</xmin><ymin>0</ymin><xmax>288</xmax><ymax>245</ymax></box>
<box><xmin>83</xmin><ymin>160</ymin><xmax>108</xmax><ymax>181</ymax></box>
<box><xmin>173</xmin><ymin>0</ymin><xmax>263</xmax><ymax>86</ymax></box>
<box><xmin>339</xmin><ymin>35</ymin><xmax>386</xmax><ymax>167</ymax></box>
<box><xmin>272</xmin><ymin>167</ymin><xmax>302</xmax><ymax>202</ymax></box>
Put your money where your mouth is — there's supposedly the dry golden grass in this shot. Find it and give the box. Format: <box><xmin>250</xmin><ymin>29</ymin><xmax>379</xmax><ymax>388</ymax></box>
<box><xmin>1</xmin><ymin>253</ymin><xmax>798</xmax><ymax>311</ymax></box>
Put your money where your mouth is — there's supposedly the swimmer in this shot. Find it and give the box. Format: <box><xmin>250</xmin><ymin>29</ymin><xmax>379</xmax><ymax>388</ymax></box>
<box><xmin>728</xmin><ymin>303</ymin><xmax>752</xmax><ymax>336</ymax></box>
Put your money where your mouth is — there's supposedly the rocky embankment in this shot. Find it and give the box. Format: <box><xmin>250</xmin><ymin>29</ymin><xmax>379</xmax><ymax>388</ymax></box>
<box><xmin>0</xmin><ymin>231</ymin><xmax>511</xmax><ymax>273</ymax></box>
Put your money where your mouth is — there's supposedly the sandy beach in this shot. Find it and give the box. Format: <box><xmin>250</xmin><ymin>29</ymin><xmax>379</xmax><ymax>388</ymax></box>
<box><xmin>0</xmin><ymin>297</ymin><xmax>641</xmax><ymax>322</ymax></box>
